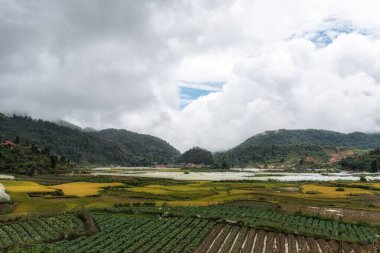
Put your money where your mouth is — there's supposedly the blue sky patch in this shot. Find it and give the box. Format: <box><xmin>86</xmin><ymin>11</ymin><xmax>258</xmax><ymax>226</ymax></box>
<box><xmin>178</xmin><ymin>81</ymin><xmax>225</xmax><ymax>109</ymax></box>
<box><xmin>310</xmin><ymin>26</ymin><xmax>353</xmax><ymax>47</ymax></box>
<box><xmin>289</xmin><ymin>18</ymin><xmax>365</xmax><ymax>48</ymax></box>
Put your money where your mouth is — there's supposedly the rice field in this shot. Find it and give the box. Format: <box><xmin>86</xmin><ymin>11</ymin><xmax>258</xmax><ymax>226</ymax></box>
<box><xmin>302</xmin><ymin>184</ymin><xmax>373</xmax><ymax>198</ymax></box>
<box><xmin>1</xmin><ymin>181</ymin><xmax>124</xmax><ymax>197</ymax></box>
<box><xmin>50</xmin><ymin>182</ymin><xmax>124</xmax><ymax>197</ymax></box>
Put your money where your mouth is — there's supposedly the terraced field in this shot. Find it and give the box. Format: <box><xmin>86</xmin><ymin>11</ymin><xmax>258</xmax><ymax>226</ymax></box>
<box><xmin>196</xmin><ymin>224</ymin><xmax>380</xmax><ymax>253</ymax></box>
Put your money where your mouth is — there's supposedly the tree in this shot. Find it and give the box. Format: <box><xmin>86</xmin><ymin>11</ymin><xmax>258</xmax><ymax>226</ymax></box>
<box><xmin>371</xmin><ymin>160</ymin><xmax>378</xmax><ymax>173</ymax></box>
<box><xmin>221</xmin><ymin>161</ymin><xmax>230</xmax><ymax>169</ymax></box>
<box><xmin>50</xmin><ymin>155</ymin><xmax>58</xmax><ymax>169</ymax></box>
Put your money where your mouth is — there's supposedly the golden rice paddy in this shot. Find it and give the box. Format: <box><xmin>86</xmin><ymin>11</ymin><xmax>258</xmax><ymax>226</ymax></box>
<box><xmin>302</xmin><ymin>184</ymin><xmax>372</xmax><ymax>198</ymax></box>
<box><xmin>50</xmin><ymin>182</ymin><xmax>124</xmax><ymax>197</ymax></box>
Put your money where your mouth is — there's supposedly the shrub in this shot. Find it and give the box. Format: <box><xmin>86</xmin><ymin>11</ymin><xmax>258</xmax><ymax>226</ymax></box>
<box><xmin>306</xmin><ymin>191</ymin><xmax>321</xmax><ymax>195</ymax></box>
<box><xmin>336</xmin><ymin>187</ymin><xmax>345</xmax><ymax>192</ymax></box>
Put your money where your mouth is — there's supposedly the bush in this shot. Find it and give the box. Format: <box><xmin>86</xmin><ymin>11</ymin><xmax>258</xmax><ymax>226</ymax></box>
<box><xmin>336</xmin><ymin>187</ymin><xmax>345</xmax><ymax>192</ymax></box>
<box><xmin>306</xmin><ymin>191</ymin><xmax>321</xmax><ymax>195</ymax></box>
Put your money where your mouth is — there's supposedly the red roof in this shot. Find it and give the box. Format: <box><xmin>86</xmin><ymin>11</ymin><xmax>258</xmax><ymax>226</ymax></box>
<box><xmin>1</xmin><ymin>141</ymin><xmax>16</xmax><ymax>147</ymax></box>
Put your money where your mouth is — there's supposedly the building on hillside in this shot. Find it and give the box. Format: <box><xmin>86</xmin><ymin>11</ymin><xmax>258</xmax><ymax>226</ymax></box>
<box><xmin>0</xmin><ymin>141</ymin><xmax>16</xmax><ymax>148</ymax></box>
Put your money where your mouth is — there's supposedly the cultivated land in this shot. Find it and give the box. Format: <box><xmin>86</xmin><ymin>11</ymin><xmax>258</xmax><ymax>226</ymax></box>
<box><xmin>0</xmin><ymin>173</ymin><xmax>379</xmax><ymax>252</ymax></box>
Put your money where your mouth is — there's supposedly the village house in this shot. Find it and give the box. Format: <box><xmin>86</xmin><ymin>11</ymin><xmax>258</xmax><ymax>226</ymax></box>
<box><xmin>0</xmin><ymin>141</ymin><xmax>16</xmax><ymax>148</ymax></box>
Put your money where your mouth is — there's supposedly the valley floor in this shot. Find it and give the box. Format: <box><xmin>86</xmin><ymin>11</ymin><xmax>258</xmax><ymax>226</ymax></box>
<box><xmin>0</xmin><ymin>174</ymin><xmax>379</xmax><ymax>252</ymax></box>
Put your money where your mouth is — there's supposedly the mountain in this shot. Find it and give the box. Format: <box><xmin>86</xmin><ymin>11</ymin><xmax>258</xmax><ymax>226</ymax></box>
<box><xmin>179</xmin><ymin>147</ymin><xmax>214</xmax><ymax>165</ymax></box>
<box><xmin>215</xmin><ymin>129</ymin><xmax>380</xmax><ymax>169</ymax></box>
<box><xmin>92</xmin><ymin>129</ymin><xmax>180</xmax><ymax>164</ymax></box>
<box><xmin>0</xmin><ymin>114</ymin><xmax>179</xmax><ymax>166</ymax></box>
<box><xmin>238</xmin><ymin>129</ymin><xmax>380</xmax><ymax>149</ymax></box>
<box><xmin>54</xmin><ymin>120</ymin><xmax>82</xmax><ymax>131</ymax></box>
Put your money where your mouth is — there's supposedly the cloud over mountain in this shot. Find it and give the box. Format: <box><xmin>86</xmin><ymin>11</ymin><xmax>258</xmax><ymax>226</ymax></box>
<box><xmin>1</xmin><ymin>0</ymin><xmax>380</xmax><ymax>151</ymax></box>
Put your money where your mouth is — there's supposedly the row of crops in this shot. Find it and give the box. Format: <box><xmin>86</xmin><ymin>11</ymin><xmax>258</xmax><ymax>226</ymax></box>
<box><xmin>108</xmin><ymin>205</ymin><xmax>379</xmax><ymax>243</ymax></box>
<box><xmin>196</xmin><ymin>224</ymin><xmax>379</xmax><ymax>253</ymax></box>
<box><xmin>48</xmin><ymin>213</ymin><xmax>215</xmax><ymax>253</ymax></box>
<box><xmin>0</xmin><ymin>214</ymin><xmax>85</xmax><ymax>250</ymax></box>
<box><xmin>3</xmin><ymin>210</ymin><xmax>379</xmax><ymax>252</ymax></box>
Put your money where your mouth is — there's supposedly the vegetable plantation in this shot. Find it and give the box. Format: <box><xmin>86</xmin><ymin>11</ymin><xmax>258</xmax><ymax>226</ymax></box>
<box><xmin>52</xmin><ymin>213</ymin><xmax>215</xmax><ymax>253</ymax></box>
<box><xmin>108</xmin><ymin>205</ymin><xmax>379</xmax><ymax>243</ymax></box>
<box><xmin>3</xmin><ymin>210</ymin><xmax>380</xmax><ymax>253</ymax></box>
<box><xmin>0</xmin><ymin>214</ymin><xmax>85</xmax><ymax>250</ymax></box>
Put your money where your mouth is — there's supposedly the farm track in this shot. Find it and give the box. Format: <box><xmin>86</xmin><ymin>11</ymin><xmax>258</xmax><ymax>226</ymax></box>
<box><xmin>196</xmin><ymin>225</ymin><xmax>380</xmax><ymax>253</ymax></box>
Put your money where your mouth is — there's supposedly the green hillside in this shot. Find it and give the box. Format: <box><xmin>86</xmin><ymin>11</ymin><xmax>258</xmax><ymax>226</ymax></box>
<box><xmin>92</xmin><ymin>129</ymin><xmax>180</xmax><ymax>164</ymax></box>
<box><xmin>0</xmin><ymin>143</ymin><xmax>73</xmax><ymax>175</ymax></box>
<box><xmin>341</xmin><ymin>148</ymin><xmax>380</xmax><ymax>172</ymax></box>
<box><xmin>179</xmin><ymin>147</ymin><xmax>214</xmax><ymax>165</ymax></box>
<box><xmin>0</xmin><ymin>114</ymin><xmax>179</xmax><ymax>166</ymax></box>
<box><xmin>214</xmin><ymin>144</ymin><xmax>330</xmax><ymax>168</ymax></box>
<box><xmin>239</xmin><ymin>129</ymin><xmax>380</xmax><ymax>149</ymax></box>
<box><xmin>214</xmin><ymin>129</ymin><xmax>380</xmax><ymax>169</ymax></box>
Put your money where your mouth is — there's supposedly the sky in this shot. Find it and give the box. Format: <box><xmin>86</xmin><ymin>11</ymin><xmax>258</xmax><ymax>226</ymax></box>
<box><xmin>1</xmin><ymin>0</ymin><xmax>380</xmax><ymax>152</ymax></box>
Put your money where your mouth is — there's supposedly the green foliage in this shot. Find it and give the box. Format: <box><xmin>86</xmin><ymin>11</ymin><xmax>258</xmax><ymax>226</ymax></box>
<box><xmin>0</xmin><ymin>144</ymin><xmax>72</xmax><ymax>175</ymax></box>
<box><xmin>179</xmin><ymin>147</ymin><xmax>214</xmax><ymax>165</ymax></box>
<box><xmin>51</xmin><ymin>214</ymin><xmax>214</xmax><ymax>253</ymax></box>
<box><xmin>0</xmin><ymin>214</ymin><xmax>85</xmax><ymax>251</ymax></box>
<box><xmin>341</xmin><ymin>148</ymin><xmax>380</xmax><ymax>172</ymax></box>
<box><xmin>0</xmin><ymin>114</ymin><xmax>179</xmax><ymax>166</ymax></box>
<box><xmin>108</xmin><ymin>205</ymin><xmax>378</xmax><ymax>243</ymax></box>
<box><xmin>214</xmin><ymin>144</ymin><xmax>329</xmax><ymax>167</ymax></box>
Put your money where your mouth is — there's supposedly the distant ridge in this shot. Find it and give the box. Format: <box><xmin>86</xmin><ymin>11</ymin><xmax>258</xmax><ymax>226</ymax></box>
<box><xmin>214</xmin><ymin>129</ymin><xmax>380</xmax><ymax>168</ymax></box>
<box><xmin>238</xmin><ymin>129</ymin><xmax>380</xmax><ymax>149</ymax></box>
<box><xmin>0</xmin><ymin>113</ymin><xmax>180</xmax><ymax>166</ymax></box>
<box><xmin>92</xmin><ymin>129</ymin><xmax>180</xmax><ymax>164</ymax></box>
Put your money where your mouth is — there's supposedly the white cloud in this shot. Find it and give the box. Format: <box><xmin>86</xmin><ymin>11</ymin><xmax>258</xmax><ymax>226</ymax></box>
<box><xmin>163</xmin><ymin>33</ymin><xmax>380</xmax><ymax>151</ymax></box>
<box><xmin>1</xmin><ymin>0</ymin><xmax>380</xmax><ymax>152</ymax></box>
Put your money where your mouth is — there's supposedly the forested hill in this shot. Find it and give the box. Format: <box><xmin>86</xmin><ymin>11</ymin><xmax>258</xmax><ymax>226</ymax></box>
<box><xmin>238</xmin><ymin>129</ymin><xmax>380</xmax><ymax>149</ymax></box>
<box><xmin>91</xmin><ymin>129</ymin><xmax>180</xmax><ymax>164</ymax></box>
<box><xmin>0</xmin><ymin>114</ymin><xmax>179</xmax><ymax>166</ymax></box>
<box><xmin>214</xmin><ymin>129</ymin><xmax>380</xmax><ymax>168</ymax></box>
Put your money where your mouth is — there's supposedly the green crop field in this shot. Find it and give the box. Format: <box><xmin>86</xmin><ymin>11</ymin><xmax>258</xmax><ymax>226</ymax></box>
<box><xmin>4</xmin><ymin>209</ymin><xmax>380</xmax><ymax>253</ymax></box>
<box><xmin>96</xmin><ymin>205</ymin><xmax>379</xmax><ymax>243</ymax></box>
<box><xmin>0</xmin><ymin>214</ymin><xmax>85</xmax><ymax>250</ymax></box>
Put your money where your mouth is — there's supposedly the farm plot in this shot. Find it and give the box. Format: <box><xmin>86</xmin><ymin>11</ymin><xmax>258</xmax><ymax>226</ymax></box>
<box><xmin>0</xmin><ymin>214</ymin><xmax>85</xmax><ymax>250</ymax></box>
<box><xmin>52</xmin><ymin>213</ymin><xmax>215</xmax><ymax>253</ymax></box>
<box><xmin>112</xmin><ymin>205</ymin><xmax>379</xmax><ymax>243</ymax></box>
<box><xmin>196</xmin><ymin>224</ymin><xmax>380</xmax><ymax>253</ymax></box>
